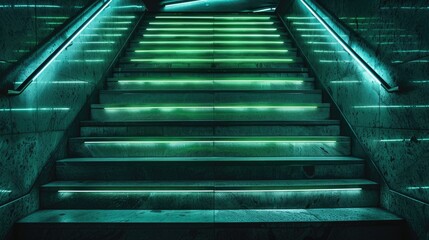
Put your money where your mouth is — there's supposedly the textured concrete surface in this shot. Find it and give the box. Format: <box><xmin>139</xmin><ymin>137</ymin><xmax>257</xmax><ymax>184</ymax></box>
<box><xmin>15</xmin><ymin>208</ymin><xmax>405</xmax><ymax>240</ymax></box>
<box><xmin>0</xmin><ymin>0</ymin><xmax>145</xmax><ymax>238</ymax></box>
<box><xmin>277</xmin><ymin>0</ymin><xmax>429</xmax><ymax>239</ymax></box>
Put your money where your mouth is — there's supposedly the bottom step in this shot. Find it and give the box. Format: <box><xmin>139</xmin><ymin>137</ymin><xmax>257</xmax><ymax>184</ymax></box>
<box><xmin>16</xmin><ymin>208</ymin><xmax>405</xmax><ymax>240</ymax></box>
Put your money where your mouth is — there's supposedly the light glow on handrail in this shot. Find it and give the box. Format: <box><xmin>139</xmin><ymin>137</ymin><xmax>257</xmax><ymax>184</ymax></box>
<box><xmin>299</xmin><ymin>0</ymin><xmax>398</xmax><ymax>92</ymax></box>
<box><xmin>8</xmin><ymin>0</ymin><xmax>112</xmax><ymax>95</ymax></box>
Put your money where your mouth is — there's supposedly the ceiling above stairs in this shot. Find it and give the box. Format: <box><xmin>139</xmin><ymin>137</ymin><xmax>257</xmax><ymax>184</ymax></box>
<box><xmin>142</xmin><ymin>0</ymin><xmax>279</xmax><ymax>12</ymax></box>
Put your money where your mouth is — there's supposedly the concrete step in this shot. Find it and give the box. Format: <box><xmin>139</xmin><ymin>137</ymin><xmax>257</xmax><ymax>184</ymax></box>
<box><xmin>90</xmin><ymin>103</ymin><xmax>331</xmax><ymax>121</ymax></box>
<box><xmin>107</xmin><ymin>74</ymin><xmax>314</xmax><ymax>91</ymax></box>
<box><xmin>80</xmin><ymin>120</ymin><xmax>340</xmax><ymax>137</ymax></box>
<box><xmin>56</xmin><ymin>156</ymin><xmax>364</xmax><ymax>181</ymax></box>
<box><xmin>124</xmin><ymin>50</ymin><xmax>298</xmax><ymax>58</ymax></box>
<box><xmin>98</xmin><ymin>90</ymin><xmax>322</xmax><ymax>104</ymax></box>
<box><xmin>39</xmin><ymin>179</ymin><xmax>378</xmax><ymax>209</ymax></box>
<box><xmin>16</xmin><ymin>208</ymin><xmax>405</xmax><ymax>240</ymax></box>
<box><xmin>136</xmin><ymin>33</ymin><xmax>290</xmax><ymax>40</ymax></box>
<box><xmin>68</xmin><ymin>136</ymin><xmax>350</xmax><ymax>157</ymax></box>
<box><xmin>113</xmin><ymin>67</ymin><xmax>310</xmax><ymax>74</ymax></box>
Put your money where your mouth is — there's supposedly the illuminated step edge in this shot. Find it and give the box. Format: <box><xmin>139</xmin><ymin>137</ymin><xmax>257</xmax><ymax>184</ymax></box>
<box><xmin>57</xmin><ymin>156</ymin><xmax>362</xmax><ymax>164</ymax></box>
<box><xmin>137</xmin><ymin>41</ymin><xmax>286</xmax><ymax>44</ymax></box>
<box><xmin>146</xmin><ymin>28</ymin><xmax>278</xmax><ymax>31</ymax></box>
<box><xmin>43</xmin><ymin>179</ymin><xmax>374</xmax><ymax>193</ymax></box>
<box><xmin>77</xmin><ymin>135</ymin><xmax>346</xmax><ymax>144</ymax></box>
<box><xmin>126</xmin><ymin>58</ymin><xmax>295</xmax><ymax>63</ymax></box>
<box><xmin>56</xmin><ymin>188</ymin><xmax>362</xmax><ymax>193</ymax></box>
<box><xmin>95</xmin><ymin>105</ymin><xmax>322</xmax><ymax>112</ymax></box>
<box><xmin>154</xmin><ymin>16</ymin><xmax>273</xmax><ymax>20</ymax></box>
<box><xmin>149</xmin><ymin>22</ymin><xmax>276</xmax><ymax>25</ymax></box>
<box><xmin>132</xmin><ymin>49</ymin><xmax>290</xmax><ymax>53</ymax></box>
<box><xmin>140</xmin><ymin>34</ymin><xmax>284</xmax><ymax>37</ymax></box>
<box><xmin>109</xmin><ymin>79</ymin><xmax>309</xmax><ymax>85</ymax></box>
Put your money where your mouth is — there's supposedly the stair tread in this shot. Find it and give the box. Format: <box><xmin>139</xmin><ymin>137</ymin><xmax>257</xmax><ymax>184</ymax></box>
<box><xmin>92</xmin><ymin>103</ymin><xmax>330</xmax><ymax>107</ymax></box>
<box><xmin>42</xmin><ymin>179</ymin><xmax>376</xmax><ymax>189</ymax></box>
<box><xmin>71</xmin><ymin>135</ymin><xmax>349</xmax><ymax>141</ymax></box>
<box><xmin>80</xmin><ymin>120</ymin><xmax>340</xmax><ymax>126</ymax></box>
<box><xmin>57</xmin><ymin>156</ymin><xmax>363</xmax><ymax>163</ymax></box>
<box><xmin>18</xmin><ymin>208</ymin><xmax>401</xmax><ymax>223</ymax></box>
<box><xmin>100</xmin><ymin>89</ymin><xmax>321</xmax><ymax>93</ymax></box>
<box><xmin>114</xmin><ymin>67</ymin><xmax>309</xmax><ymax>73</ymax></box>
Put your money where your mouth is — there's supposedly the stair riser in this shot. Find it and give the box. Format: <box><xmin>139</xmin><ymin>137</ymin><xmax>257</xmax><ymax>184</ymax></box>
<box><xmin>15</xmin><ymin>221</ymin><xmax>405</xmax><ymax>240</ymax></box>
<box><xmin>90</xmin><ymin>108</ymin><xmax>331</xmax><ymax>121</ymax></box>
<box><xmin>117</xmin><ymin>62</ymin><xmax>304</xmax><ymax>69</ymax></box>
<box><xmin>56</xmin><ymin>163</ymin><xmax>364</xmax><ymax>181</ymax></box>
<box><xmin>107</xmin><ymin>82</ymin><xmax>315</xmax><ymax>90</ymax></box>
<box><xmin>129</xmin><ymin>43</ymin><xmax>295</xmax><ymax>49</ymax></box>
<box><xmin>80</xmin><ymin>125</ymin><xmax>340</xmax><ymax>137</ymax></box>
<box><xmin>40</xmin><ymin>189</ymin><xmax>378</xmax><ymax>210</ymax></box>
<box><xmin>138</xmin><ymin>24</ymin><xmax>285</xmax><ymax>29</ymax></box>
<box><xmin>111</xmin><ymin>72</ymin><xmax>311</xmax><ymax>78</ymax></box>
<box><xmin>99</xmin><ymin>92</ymin><xmax>322</xmax><ymax>104</ymax></box>
<box><xmin>125</xmin><ymin>52</ymin><xmax>298</xmax><ymax>58</ymax></box>
<box><xmin>68</xmin><ymin>140</ymin><xmax>350</xmax><ymax>157</ymax></box>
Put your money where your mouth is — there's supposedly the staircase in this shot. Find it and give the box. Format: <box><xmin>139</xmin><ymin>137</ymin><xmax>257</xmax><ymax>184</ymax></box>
<box><xmin>16</xmin><ymin>13</ymin><xmax>405</xmax><ymax>240</ymax></box>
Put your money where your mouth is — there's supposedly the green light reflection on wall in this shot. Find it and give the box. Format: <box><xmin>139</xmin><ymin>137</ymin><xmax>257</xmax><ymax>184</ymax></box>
<box><xmin>0</xmin><ymin>108</ymin><xmax>70</xmax><ymax>112</ymax></box>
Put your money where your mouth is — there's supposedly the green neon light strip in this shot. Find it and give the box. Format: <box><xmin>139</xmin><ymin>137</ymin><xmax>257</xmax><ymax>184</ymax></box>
<box><xmin>330</xmin><ymin>80</ymin><xmax>360</xmax><ymax>84</ymax></box>
<box><xmin>307</xmin><ymin>42</ymin><xmax>337</xmax><ymax>45</ymax></box>
<box><xmin>314</xmin><ymin>50</ymin><xmax>346</xmax><ymax>53</ymax></box>
<box><xmin>292</xmin><ymin>22</ymin><xmax>319</xmax><ymax>25</ymax></box>
<box><xmin>82</xmin><ymin>41</ymin><xmax>116</xmax><ymax>44</ymax></box>
<box><xmin>85</xmin><ymin>139</ymin><xmax>336</xmax><ymax>144</ymax></box>
<box><xmin>0</xmin><ymin>190</ymin><xmax>12</xmax><ymax>193</ymax></box>
<box><xmin>58</xmin><ymin>60</ymin><xmax>104</xmax><ymax>63</ymax></box>
<box><xmin>0</xmin><ymin>108</ymin><xmax>69</xmax><ymax>111</ymax></box>
<box><xmin>81</xmin><ymin>34</ymin><xmax>123</xmax><ymax>37</ymax></box>
<box><xmin>139</xmin><ymin>41</ymin><xmax>284</xmax><ymax>44</ymax></box>
<box><xmin>146</xmin><ymin>28</ymin><xmax>277</xmax><ymax>31</ymax></box>
<box><xmin>354</xmin><ymin>105</ymin><xmax>429</xmax><ymax>109</ymax></box>
<box><xmin>287</xmin><ymin>17</ymin><xmax>314</xmax><ymax>19</ymax></box>
<box><xmin>301</xmin><ymin>34</ymin><xmax>329</xmax><ymax>37</ymax></box>
<box><xmin>35</xmin><ymin>16</ymin><xmax>68</xmax><ymax>19</ymax></box>
<box><xmin>129</xmin><ymin>58</ymin><xmax>293</xmax><ymax>63</ymax></box>
<box><xmin>117</xmin><ymin>79</ymin><xmax>304</xmax><ymax>85</ymax></box>
<box><xmin>101</xmin><ymin>21</ymin><xmax>132</xmax><ymax>24</ymax></box>
<box><xmin>143</xmin><ymin>34</ymin><xmax>281</xmax><ymax>37</ymax></box>
<box><xmin>155</xmin><ymin>16</ymin><xmax>271</xmax><ymax>20</ymax></box>
<box><xmin>104</xmin><ymin>106</ymin><xmax>316</xmax><ymax>110</ymax></box>
<box><xmin>58</xmin><ymin>188</ymin><xmax>360</xmax><ymax>193</ymax></box>
<box><xmin>15</xmin><ymin>81</ymin><xmax>88</xmax><ymax>84</ymax></box>
<box><xmin>134</xmin><ymin>49</ymin><xmax>289</xmax><ymax>53</ymax></box>
<box><xmin>103</xmin><ymin>16</ymin><xmax>136</xmax><ymax>19</ymax></box>
<box><xmin>84</xmin><ymin>50</ymin><xmax>112</xmax><ymax>53</ymax></box>
<box><xmin>407</xmin><ymin>186</ymin><xmax>429</xmax><ymax>190</ymax></box>
<box><xmin>379</xmin><ymin>138</ymin><xmax>429</xmax><ymax>142</ymax></box>
<box><xmin>90</xmin><ymin>27</ymin><xmax>128</xmax><ymax>30</ymax></box>
<box><xmin>297</xmin><ymin>28</ymin><xmax>325</xmax><ymax>31</ymax></box>
<box><xmin>150</xmin><ymin>22</ymin><xmax>274</xmax><ymax>25</ymax></box>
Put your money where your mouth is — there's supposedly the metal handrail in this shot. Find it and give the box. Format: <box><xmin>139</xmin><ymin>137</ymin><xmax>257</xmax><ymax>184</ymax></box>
<box><xmin>300</xmin><ymin>0</ymin><xmax>399</xmax><ymax>92</ymax></box>
<box><xmin>5</xmin><ymin>0</ymin><xmax>112</xmax><ymax>96</ymax></box>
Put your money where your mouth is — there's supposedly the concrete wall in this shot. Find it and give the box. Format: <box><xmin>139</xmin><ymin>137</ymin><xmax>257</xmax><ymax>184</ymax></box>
<box><xmin>0</xmin><ymin>0</ymin><xmax>145</xmax><ymax>238</ymax></box>
<box><xmin>277</xmin><ymin>0</ymin><xmax>429</xmax><ymax>239</ymax></box>
<box><xmin>0</xmin><ymin>0</ymin><xmax>94</xmax><ymax>75</ymax></box>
